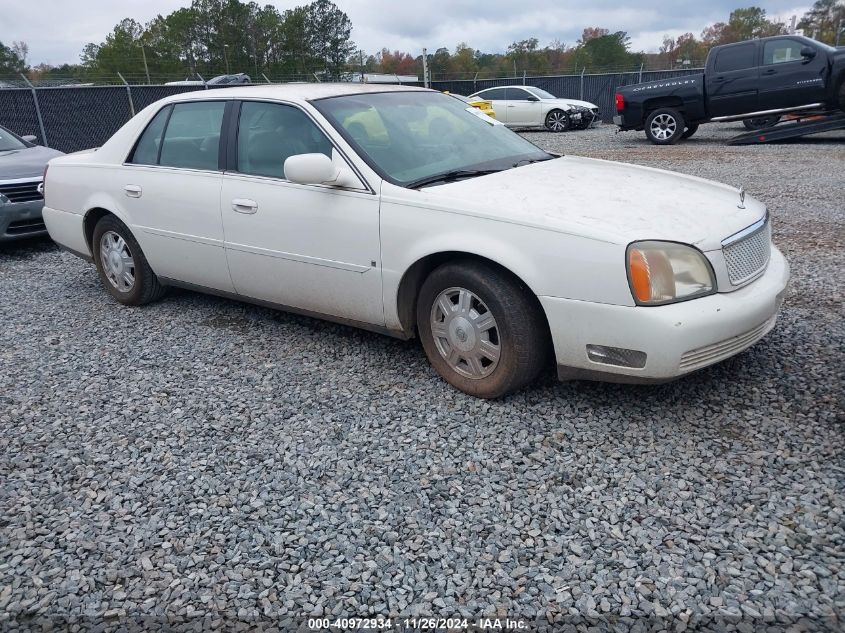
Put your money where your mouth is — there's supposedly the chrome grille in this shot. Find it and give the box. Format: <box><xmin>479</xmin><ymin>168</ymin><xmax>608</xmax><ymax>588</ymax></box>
<box><xmin>0</xmin><ymin>180</ymin><xmax>43</xmax><ymax>203</ymax></box>
<box><xmin>722</xmin><ymin>219</ymin><xmax>771</xmax><ymax>285</ymax></box>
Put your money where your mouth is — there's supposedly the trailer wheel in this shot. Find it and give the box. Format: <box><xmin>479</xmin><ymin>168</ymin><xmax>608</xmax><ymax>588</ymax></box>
<box><xmin>644</xmin><ymin>108</ymin><xmax>685</xmax><ymax>145</ymax></box>
<box><xmin>743</xmin><ymin>116</ymin><xmax>780</xmax><ymax>130</ymax></box>
<box><xmin>681</xmin><ymin>124</ymin><xmax>699</xmax><ymax>139</ymax></box>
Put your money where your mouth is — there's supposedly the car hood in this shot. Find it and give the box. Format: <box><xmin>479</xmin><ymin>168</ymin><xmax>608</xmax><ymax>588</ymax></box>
<box><xmin>419</xmin><ymin>156</ymin><xmax>766</xmax><ymax>251</ymax></box>
<box><xmin>547</xmin><ymin>98</ymin><xmax>597</xmax><ymax>110</ymax></box>
<box><xmin>0</xmin><ymin>145</ymin><xmax>64</xmax><ymax>180</ymax></box>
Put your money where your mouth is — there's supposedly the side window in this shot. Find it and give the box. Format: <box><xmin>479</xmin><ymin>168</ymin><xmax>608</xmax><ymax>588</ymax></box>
<box><xmin>479</xmin><ymin>88</ymin><xmax>507</xmax><ymax>101</ymax></box>
<box><xmin>158</xmin><ymin>101</ymin><xmax>226</xmax><ymax>170</ymax></box>
<box><xmin>130</xmin><ymin>106</ymin><xmax>170</xmax><ymax>165</ymax></box>
<box><xmin>763</xmin><ymin>40</ymin><xmax>804</xmax><ymax>65</ymax></box>
<box><xmin>237</xmin><ymin>101</ymin><xmax>333</xmax><ymax>179</ymax></box>
<box><xmin>506</xmin><ymin>88</ymin><xmax>531</xmax><ymax>100</ymax></box>
<box><xmin>714</xmin><ymin>44</ymin><xmax>756</xmax><ymax>72</ymax></box>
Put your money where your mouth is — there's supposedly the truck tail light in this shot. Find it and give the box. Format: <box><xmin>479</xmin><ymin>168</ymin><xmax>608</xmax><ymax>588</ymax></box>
<box><xmin>615</xmin><ymin>93</ymin><xmax>624</xmax><ymax>112</ymax></box>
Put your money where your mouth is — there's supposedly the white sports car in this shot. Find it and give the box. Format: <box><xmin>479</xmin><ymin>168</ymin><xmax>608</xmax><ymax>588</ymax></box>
<box><xmin>468</xmin><ymin>85</ymin><xmax>600</xmax><ymax>131</ymax></box>
<box><xmin>42</xmin><ymin>84</ymin><xmax>788</xmax><ymax>398</ymax></box>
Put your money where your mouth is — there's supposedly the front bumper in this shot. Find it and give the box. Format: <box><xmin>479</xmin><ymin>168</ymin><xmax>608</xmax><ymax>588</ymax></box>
<box><xmin>541</xmin><ymin>246</ymin><xmax>790</xmax><ymax>382</ymax></box>
<box><xmin>0</xmin><ymin>199</ymin><xmax>48</xmax><ymax>242</ymax></box>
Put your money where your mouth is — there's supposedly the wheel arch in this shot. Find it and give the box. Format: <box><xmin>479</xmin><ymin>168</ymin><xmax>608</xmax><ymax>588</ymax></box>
<box><xmin>643</xmin><ymin>97</ymin><xmax>685</xmax><ymax>118</ymax></box>
<box><xmin>394</xmin><ymin>250</ymin><xmax>550</xmax><ymax>340</ymax></box>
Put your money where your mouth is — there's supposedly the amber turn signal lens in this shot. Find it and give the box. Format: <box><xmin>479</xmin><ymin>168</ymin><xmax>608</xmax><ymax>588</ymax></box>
<box><xmin>628</xmin><ymin>248</ymin><xmax>651</xmax><ymax>303</ymax></box>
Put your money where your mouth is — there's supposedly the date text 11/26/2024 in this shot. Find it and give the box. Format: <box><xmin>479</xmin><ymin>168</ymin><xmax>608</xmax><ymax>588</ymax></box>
<box><xmin>308</xmin><ymin>617</ymin><xmax>528</xmax><ymax>630</ymax></box>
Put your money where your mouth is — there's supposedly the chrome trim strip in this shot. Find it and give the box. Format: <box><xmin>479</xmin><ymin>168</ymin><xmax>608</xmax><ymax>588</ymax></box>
<box><xmin>721</xmin><ymin>212</ymin><xmax>768</xmax><ymax>247</ymax></box>
<box><xmin>711</xmin><ymin>103</ymin><xmax>824</xmax><ymax>122</ymax></box>
<box><xmin>225</xmin><ymin>241</ymin><xmax>371</xmax><ymax>273</ymax></box>
<box><xmin>0</xmin><ymin>177</ymin><xmax>43</xmax><ymax>185</ymax></box>
<box><xmin>137</xmin><ymin>225</ymin><xmax>225</xmax><ymax>248</ymax></box>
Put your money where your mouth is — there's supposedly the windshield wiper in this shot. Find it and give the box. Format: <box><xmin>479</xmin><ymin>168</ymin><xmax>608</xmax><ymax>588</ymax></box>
<box><xmin>407</xmin><ymin>168</ymin><xmax>505</xmax><ymax>190</ymax></box>
<box><xmin>512</xmin><ymin>155</ymin><xmax>556</xmax><ymax>167</ymax></box>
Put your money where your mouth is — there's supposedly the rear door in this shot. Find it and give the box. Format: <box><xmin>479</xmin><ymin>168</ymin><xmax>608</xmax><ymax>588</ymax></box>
<box><xmin>707</xmin><ymin>43</ymin><xmax>759</xmax><ymax>117</ymax></box>
<box><xmin>121</xmin><ymin>100</ymin><xmax>234</xmax><ymax>292</ymax></box>
<box><xmin>758</xmin><ymin>38</ymin><xmax>827</xmax><ymax>109</ymax></box>
<box><xmin>472</xmin><ymin>88</ymin><xmax>510</xmax><ymax>123</ymax></box>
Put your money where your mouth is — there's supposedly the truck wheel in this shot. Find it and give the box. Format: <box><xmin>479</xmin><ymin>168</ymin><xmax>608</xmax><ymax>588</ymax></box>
<box><xmin>743</xmin><ymin>116</ymin><xmax>780</xmax><ymax>130</ymax></box>
<box><xmin>681</xmin><ymin>124</ymin><xmax>699</xmax><ymax>139</ymax></box>
<box><xmin>545</xmin><ymin>109</ymin><xmax>570</xmax><ymax>133</ymax></box>
<box><xmin>644</xmin><ymin>108</ymin><xmax>685</xmax><ymax>145</ymax></box>
<box><xmin>416</xmin><ymin>260</ymin><xmax>549</xmax><ymax>399</ymax></box>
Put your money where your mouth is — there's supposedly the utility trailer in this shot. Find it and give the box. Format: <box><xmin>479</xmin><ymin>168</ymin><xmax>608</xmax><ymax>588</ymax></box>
<box><xmin>725</xmin><ymin>109</ymin><xmax>845</xmax><ymax>145</ymax></box>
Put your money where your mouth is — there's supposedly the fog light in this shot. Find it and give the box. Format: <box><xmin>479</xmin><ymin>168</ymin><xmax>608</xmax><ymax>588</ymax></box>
<box><xmin>586</xmin><ymin>345</ymin><xmax>647</xmax><ymax>369</ymax></box>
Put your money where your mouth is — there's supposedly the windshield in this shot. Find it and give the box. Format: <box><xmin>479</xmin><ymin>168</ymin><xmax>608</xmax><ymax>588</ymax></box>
<box><xmin>526</xmin><ymin>87</ymin><xmax>557</xmax><ymax>99</ymax></box>
<box><xmin>0</xmin><ymin>126</ymin><xmax>27</xmax><ymax>151</ymax></box>
<box><xmin>314</xmin><ymin>91</ymin><xmax>551</xmax><ymax>187</ymax></box>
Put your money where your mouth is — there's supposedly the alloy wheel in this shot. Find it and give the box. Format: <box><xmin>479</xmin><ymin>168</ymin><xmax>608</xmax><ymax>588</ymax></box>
<box><xmin>99</xmin><ymin>230</ymin><xmax>135</xmax><ymax>292</ymax></box>
<box><xmin>650</xmin><ymin>114</ymin><xmax>677</xmax><ymax>140</ymax></box>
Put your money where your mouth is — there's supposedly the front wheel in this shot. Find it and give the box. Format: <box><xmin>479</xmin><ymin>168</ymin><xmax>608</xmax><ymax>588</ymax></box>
<box><xmin>92</xmin><ymin>215</ymin><xmax>165</xmax><ymax>306</ymax></box>
<box><xmin>644</xmin><ymin>108</ymin><xmax>685</xmax><ymax>145</ymax></box>
<box><xmin>545</xmin><ymin>109</ymin><xmax>570</xmax><ymax>133</ymax></box>
<box><xmin>416</xmin><ymin>261</ymin><xmax>549</xmax><ymax>398</ymax></box>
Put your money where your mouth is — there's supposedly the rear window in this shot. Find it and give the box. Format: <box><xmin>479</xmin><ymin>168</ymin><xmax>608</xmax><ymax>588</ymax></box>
<box><xmin>131</xmin><ymin>101</ymin><xmax>225</xmax><ymax>170</ymax></box>
<box><xmin>714</xmin><ymin>44</ymin><xmax>756</xmax><ymax>73</ymax></box>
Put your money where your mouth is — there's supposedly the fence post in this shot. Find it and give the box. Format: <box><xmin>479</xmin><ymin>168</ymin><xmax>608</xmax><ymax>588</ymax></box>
<box><xmin>473</xmin><ymin>72</ymin><xmax>478</xmax><ymax>93</ymax></box>
<box><xmin>638</xmin><ymin>63</ymin><xmax>644</xmax><ymax>83</ymax></box>
<box><xmin>262</xmin><ymin>73</ymin><xmax>272</xmax><ymax>84</ymax></box>
<box><xmin>118</xmin><ymin>72</ymin><xmax>135</xmax><ymax>117</ymax></box>
<box><xmin>522</xmin><ymin>70</ymin><xmax>526</xmax><ymax>85</ymax></box>
<box><xmin>197</xmin><ymin>73</ymin><xmax>208</xmax><ymax>89</ymax></box>
<box><xmin>20</xmin><ymin>74</ymin><xmax>48</xmax><ymax>147</ymax></box>
<box><xmin>580</xmin><ymin>67</ymin><xmax>585</xmax><ymax>100</ymax></box>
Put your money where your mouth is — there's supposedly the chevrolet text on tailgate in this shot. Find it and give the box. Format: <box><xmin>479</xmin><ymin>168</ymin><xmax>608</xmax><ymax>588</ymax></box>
<box><xmin>614</xmin><ymin>35</ymin><xmax>845</xmax><ymax>144</ymax></box>
<box><xmin>42</xmin><ymin>84</ymin><xmax>789</xmax><ymax>398</ymax></box>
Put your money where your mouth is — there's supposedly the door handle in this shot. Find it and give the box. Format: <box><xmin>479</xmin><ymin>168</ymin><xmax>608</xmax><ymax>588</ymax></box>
<box><xmin>232</xmin><ymin>198</ymin><xmax>258</xmax><ymax>214</ymax></box>
<box><xmin>124</xmin><ymin>184</ymin><xmax>142</xmax><ymax>198</ymax></box>
<box><xmin>761</xmin><ymin>68</ymin><xmax>777</xmax><ymax>75</ymax></box>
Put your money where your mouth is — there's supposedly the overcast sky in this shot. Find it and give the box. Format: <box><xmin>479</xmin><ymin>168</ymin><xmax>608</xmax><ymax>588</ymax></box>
<box><xmin>2</xmin><ymin>0</ymin><xmax>811</xmax><ymax>66</ymax></box>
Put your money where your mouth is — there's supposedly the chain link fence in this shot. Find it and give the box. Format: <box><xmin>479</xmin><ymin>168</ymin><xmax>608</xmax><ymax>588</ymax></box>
<box><xmin>0</xmin><ymin>69</ymin><xmax>703</xmax><ymax>153</ymax></box>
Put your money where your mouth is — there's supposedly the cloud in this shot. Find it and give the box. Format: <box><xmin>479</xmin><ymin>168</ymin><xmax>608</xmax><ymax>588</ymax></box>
<box><xmin>4</xmin><ymin>0</ymin><xmax>811</xmax><ymax>66</ymax></box>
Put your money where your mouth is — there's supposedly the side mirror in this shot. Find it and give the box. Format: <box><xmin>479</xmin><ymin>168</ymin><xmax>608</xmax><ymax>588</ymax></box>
<box><xmin>525</xmin><ymin>95</ymin><xmax>540</xmax><ymax>102</ymax></box>
<box><xmin>284</xmin><ymin>151</ymin><xmax>361</xmax><ymax>188</ymax></box>
<box><xmin>21</xmin><ymin>134</ymin><xmax>37</xmax><ymax>143</ymax></box>
<box><xmin>800</xmin><ymin>46</ymin><xmax>817</xmax><ymax>61</ymax></box>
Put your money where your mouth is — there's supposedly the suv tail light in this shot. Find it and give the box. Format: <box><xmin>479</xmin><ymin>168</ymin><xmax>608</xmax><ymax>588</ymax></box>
<box><xmin>615</xmin><ymin>93</ymin><xmax>624</xmax><ymax>112</ymax></box>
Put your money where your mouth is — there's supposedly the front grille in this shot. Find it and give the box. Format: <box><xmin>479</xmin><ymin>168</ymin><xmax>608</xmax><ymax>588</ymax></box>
<box><xmin>679</xmin><ymin>315</ymin><xmax>777</xmax><ymax>372</ymax></box>
<box><xmin>0</xmin><ymin>180</ymin><xmax>43</xmax><ymax>203</ymax></box>
<box><xmin>722</xmin><ymin>220</ymin><xmax>771</xmax><ymax>285</ymax></box>
<box><xmin>5</xmin><ymin>219</ymin><xmax>46</xmax><ymax>235</ymax></box>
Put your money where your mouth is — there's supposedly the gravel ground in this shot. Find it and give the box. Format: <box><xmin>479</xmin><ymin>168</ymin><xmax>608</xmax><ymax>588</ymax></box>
<box><xmin>1</xmin><ymin>123</ymin><xmax>843</xmax><ymax>631</ymax></box>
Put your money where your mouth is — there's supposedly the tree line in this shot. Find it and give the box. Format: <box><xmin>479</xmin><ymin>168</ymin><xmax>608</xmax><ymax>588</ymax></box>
<box><xmin>1</xmin><ymin>0</ymin><xmax>843</xmax><ymax>83</ymax></box>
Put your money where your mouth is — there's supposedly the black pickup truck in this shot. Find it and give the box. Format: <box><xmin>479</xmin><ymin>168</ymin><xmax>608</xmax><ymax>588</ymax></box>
<box><xmin>614</xmin><ymin>35</ymin><xmax>845</xmax><ymax>144</ymax></box>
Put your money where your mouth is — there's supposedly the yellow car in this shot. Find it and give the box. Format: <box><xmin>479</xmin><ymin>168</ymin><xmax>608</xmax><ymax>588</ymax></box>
<box><xmin>445</xmin><ymin>92</ymin><xmax>496</xmax><ymax>119</ymax></box>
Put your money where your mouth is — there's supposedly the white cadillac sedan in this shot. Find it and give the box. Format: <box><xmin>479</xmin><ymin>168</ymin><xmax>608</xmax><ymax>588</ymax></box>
<box><xmin>468</xmin><ymin>85</ymin><xmax>600</xmax><ymax>131</ymax></box>
<box><xmin>42</xmin><ymin>84</ymin><xmax>789</xmax><ymax>398</ymax></box>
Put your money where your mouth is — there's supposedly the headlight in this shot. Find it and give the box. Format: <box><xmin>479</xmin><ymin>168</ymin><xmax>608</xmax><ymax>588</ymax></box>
<box><xmin>0</xmin><ymin>193</ymin><xmax>9</xmax><ymax>205</ymax></box>
<box><xmin>627</xmin><ymin>241</ymin><xmax>716</xmax><ymax>305</ymax></box>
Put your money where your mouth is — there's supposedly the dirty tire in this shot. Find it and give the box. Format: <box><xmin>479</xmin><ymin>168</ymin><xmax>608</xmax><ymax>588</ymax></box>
<box><xmin>644</xmin><ymin>107</ymin><xmax>685</xmax><ymax>145</ymax></box>
<box><xmin>743</xmin><ymin>116</ymin><xmax>781</xmax><ymax>130</ymax></box>
<box><xmin>416</xmin><ymin>260</ymin><xmax>549</xmax><ymax>399</ymax></box>
<box><xmin>682</xmin><ymin>123</ymin><xmax>699</xmax><ymax>139</ymax></box>
<box><xmin>92</xmin><ymin>214</ymin><xmax>165</xmax><ymax>306</ymax></box>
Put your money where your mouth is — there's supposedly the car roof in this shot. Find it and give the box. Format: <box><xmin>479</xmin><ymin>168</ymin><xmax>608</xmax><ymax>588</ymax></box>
<box><xmin>160</xmin><ymin>82</ymin><xmax>431</xmax><ymax>104</ymax></box>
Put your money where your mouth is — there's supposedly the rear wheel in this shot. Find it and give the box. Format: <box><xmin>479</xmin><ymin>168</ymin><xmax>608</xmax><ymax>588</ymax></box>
<box><xmin>644</xmin><ymin>108</ymin><xmax>685</xmax><ymax>145</ymax></box>
<box><xmin>416</xmin><ymin>261</ymin><xmax>548</xmax><ymax>398</ymax></box>
<box><xmin>681</xmin><ymin>123</ymin><xmax>699</xmax><ymax>139</ymax></box>
<box><xmin>743</xmin><ymin>116</ymin><xmax>781</xmax><ymax>130</ymax></box>
<box><xmin>92</xmin><ymin>215</ymin><xmax>165</xmax><ymax>306</ymax></box>
<box><xmin>545</xmin><ymin>109</ymin><xmax>570</xmax><ymax>133</ymax></box>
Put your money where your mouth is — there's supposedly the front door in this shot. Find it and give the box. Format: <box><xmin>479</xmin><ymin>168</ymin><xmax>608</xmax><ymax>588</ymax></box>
<box><xmin>221</xmin><ymin>100</ymin><xmax>384</xmax><ymax>326</ymax></box>
<box><xmin>504</xmin><ymin>87</ymin><xmax>543</xmax><ymax>126</ymax></box>
<box><xmin>707</xmin><ymin>42</ymin><xmax>760</xmax><ymax>117</ymax></box>
<box><xmin>758</xmin><ymin>38</ymin><xmax>828</xmax><ymax>109</ymax></box>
